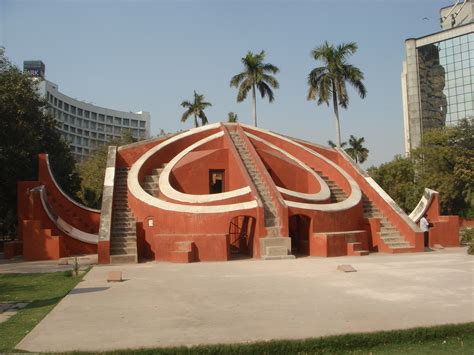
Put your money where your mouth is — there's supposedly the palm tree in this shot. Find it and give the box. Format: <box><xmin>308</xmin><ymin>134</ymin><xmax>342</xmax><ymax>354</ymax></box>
<box><xmin>328</xmin><ymin>140</ymin><xmax>347</xmax><ymax>149</ymax></box>
<box><xmin>227</xmin><ymin>112</ymin><xmax>238</xmax><ymax>123</ymax></box>
<box><xmin>307</xmin><ymin>41</ymin><xmax>367</xmax><ymax>148</ymax></box>
<box><xmin>346</xmin><ymin>135</ymin><xmax>369</xmax><ymax>164</ymax></box>
<box><xmin>230</xmin><ymin>50</ymin><xmax>279</xmax><ymax>127</ymax></box>
<box><xmin>180</xmin><ymin>91</ymin><xmax>212</xmax><ymax>127</ymax></box>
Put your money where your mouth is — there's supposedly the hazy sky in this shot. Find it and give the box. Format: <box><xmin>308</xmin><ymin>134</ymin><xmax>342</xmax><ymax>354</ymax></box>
<box><xmin>1</xmin><ymin>0</ymin><xmax>453</xmax><ymax>166</ymax></box>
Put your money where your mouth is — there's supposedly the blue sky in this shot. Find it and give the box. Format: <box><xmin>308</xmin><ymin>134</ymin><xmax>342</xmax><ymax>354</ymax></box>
<box><xmin>1</xmin><ymin>0</ymin><xmax>452</xmax><ymax>166</ymax></box>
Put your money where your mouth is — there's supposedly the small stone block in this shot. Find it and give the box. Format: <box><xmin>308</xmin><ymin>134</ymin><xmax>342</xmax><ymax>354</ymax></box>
<box><xmin>107</xmin><ymin>271</ymin><xmax>123</xmax><ymax>282</ymax></box>
<box><xmin>433</xmin><ymin>244</ymin><xmax>444</xmax><ymax>249</ymax></box>
<box><xmin>58</xmin><ymin>259</ymin><xmax>69</xmax><ymax>265</ymax></box>
<box><xmin>11</xmin><ymin>303</ymin><xmax>28</xmax><ymax>310</ymax></box>
<box><xmin>337</xmin><ymin>264</ymin><xmax>357</xmax><ymax>272</ymax></box>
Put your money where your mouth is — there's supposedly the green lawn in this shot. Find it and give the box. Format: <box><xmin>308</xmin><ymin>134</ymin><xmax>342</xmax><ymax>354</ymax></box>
<box><xmin>0</xmin><ymin>271</ymin><xmax>84</xmax><ymax>352</ymax></box>
<box><xmin>80</xmin><ymin>323</ymin><xmax>473</xmax><ymax>354</ymax></box>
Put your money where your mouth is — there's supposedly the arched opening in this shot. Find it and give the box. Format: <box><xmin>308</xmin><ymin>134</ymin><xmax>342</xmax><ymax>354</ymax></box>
<box><xmin>228</xmin><ymin>216</ymin><xmax>256</xmax><ymax>259</ymax></box>
<box><xmin>289</xmin><ymin>215</ymin><xmax>311</xmax><ymax>256</ymax></box>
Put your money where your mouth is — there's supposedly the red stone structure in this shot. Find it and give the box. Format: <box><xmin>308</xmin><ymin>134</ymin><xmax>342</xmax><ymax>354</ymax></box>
<box><xmin>12</xmin><ymin>123</ymin><xmax>459</xmax><ymax>263</ymax></box>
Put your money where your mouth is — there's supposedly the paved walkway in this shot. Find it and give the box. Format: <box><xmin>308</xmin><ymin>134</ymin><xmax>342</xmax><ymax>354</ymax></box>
<box><xmin>0</xmin><ymin>255</ymin><xmax>97</xmax><ymax>274</ymax></box>
<box><xmin>16</xmin><ymin>248</ymin><xmax>474</xmax><ymax>352</ymax></box>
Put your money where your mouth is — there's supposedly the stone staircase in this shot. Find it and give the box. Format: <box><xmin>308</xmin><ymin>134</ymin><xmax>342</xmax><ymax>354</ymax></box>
<box><xmin>110</xmin><ymin>168</ymin><xmax>138</xmax><ymax>263</ymax></box>
<box><xmin>229</xmin><ymin>130</ymin><xmax>293</xmax><ymax>259</ymax></box>
<box><xmin>362</xmin><ymin>194</ymin><xmax>413</xmax><ymax>251</ymax></box>
<box><xmin>314</xmin><ymin>170</ymin><xmax>347</xmax><ymax>202</ymax></box>
<box><xmin>141</xmin><ymin>164</ymin><xmax>167</xmax><ymax>197</ymax></box>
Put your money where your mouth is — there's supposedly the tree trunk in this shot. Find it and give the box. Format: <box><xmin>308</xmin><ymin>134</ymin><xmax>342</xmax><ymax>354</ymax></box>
<box><xmin>194</xmin><ymin>114</ymin><xmax>198</xmax><ymax>128</ymax></box>
<box><xmin>252</xmin><ymin>84</ymin><xmax>257</xmax><ymax>127</ymax></box>
<box><xmin>332</xmin><ymin>83</ymin><xmax>341</xmax><ymax>148</ymax></box>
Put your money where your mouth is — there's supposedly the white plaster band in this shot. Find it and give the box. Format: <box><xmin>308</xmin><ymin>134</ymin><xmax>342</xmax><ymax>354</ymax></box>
<box><xmin>245</xmin><ymin>132</ymin><xmax>330</xmax><ymax>201</ymax></box>
<box><xmin>33</xmin><ymin>186</ymin><xmax>98</xmax><ymax>244</ymax></box>
<box><xmin>240</xmin><ymin>124</ymin><xmax>361</xmax><ymax>212</ymax></box>
<box><xmin>128</xmin><ymin>124</ymin><xmax>258</xmax><ymax>213</ymax></box>
<box><xmin>159</xmin><ymin>131</ymin><xmax>251</xmax><ymax>203</ymax></box>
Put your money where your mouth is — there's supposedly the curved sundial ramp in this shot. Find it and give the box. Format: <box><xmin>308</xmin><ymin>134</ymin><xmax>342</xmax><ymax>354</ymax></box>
<box><xmin>128</xmin><ymin>124</ymin><xmax>258</xmax><ymax>213</ymax></box>
<box><xmin>32</xmin><ymin>186</ymin><xmax>99</xmax><ymax>244</ymax></box>
<box><xmin>245</xmin><ymin>133</ymin><xmax>330</xmax><ymax>202</ymax></box>
<box><xmin>159</xmin><ymin>133</ymin><xmax>251</xmax><ymax>204</ymax></box>
<box><xmin>241</xmin><ymin>125</ymin><xmax>361</xmax><ymax>212</ymax></box>
<box><xmin>39</xmin><ymin>154</ymin><xmax>100</xmax><ymax>232</ymax></box>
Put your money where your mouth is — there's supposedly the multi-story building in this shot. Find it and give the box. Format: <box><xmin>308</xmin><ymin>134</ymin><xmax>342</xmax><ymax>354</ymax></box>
<box><xmin>23</xmin><ymin>60</ymin><xmax>151</xmax><ymax>160</ymax></box>
<box><xmin>402</xmin><ymin>0</ymin><xmax>473</xmax><ymax>153</ymax></box>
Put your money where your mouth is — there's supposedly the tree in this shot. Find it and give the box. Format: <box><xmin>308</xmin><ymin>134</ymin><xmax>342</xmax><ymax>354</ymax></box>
<box><xmin>328</xmin><ymin>140</ymin><xmax>347</xmax><ymax>149</ymax></box>
<box><xmin>180</xmin><ymin>91</ymin><xmax>212</xmax><ymax>128</ymax></box>
<box><xmin>77</xmin><ymin>130</ymin><xmax>137</xmax><ymax>209</ymax></box>
<box><xmin>368</xmin><ymin>156</ymin><xmax>423</xmax><ymax>213</ymax></box>
<box><xmin>411</xmin><ymin>119</ymin><xmax>473</xmax><ymax>215</ymax></box>
<box><xmin>0</xmin><ymin>58</ymin><xmax>79</xmax><ymax>236</ymax></box>
<box><xmin>307</xmin><ymin>41</ymin><xmax>367</xmax><ymax>148</ymax></box>
<box><xmin>227</xmin><ymin>112</ymin><xmax>238</xmax><ymax>123</ymax></box>
<box><xmin>230</xmin><ymin>50</ymin><xmax>279</xmax><ymax>127</ymax></box>
<box><xmin>369</xmin><ymin>119</ymin><xmax>473</xmax><ymax>216</ymax></box>
<box><xmin>346</xmin><ymin>135</ymin><xmax>369</xmax><ymax>164</ymax></box>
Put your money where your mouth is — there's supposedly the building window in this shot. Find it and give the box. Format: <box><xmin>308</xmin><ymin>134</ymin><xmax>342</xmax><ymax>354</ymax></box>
<box><xmin>91</xmin><ymin>112</ymin><xmax>97</xmax><ymax>120</ymax></box>
<box><xmin>78</xmin><ymin>108</ymin><xmax>83</xmax><ymax>116</ymax></box>
<box><xmin>54</xmin><ymin>97</ymin><xmax>57</xmax><ymax>106</ymax></box>
<box><xmin>131</xmin><ymin>119</ymin><xmax>138</xmax><ymax>127</ymax></box>
<box><xmin>64</xmin><ymin>103</ymin><xmax>69</xmax><ymax>112</ymax></box>
<box><xmin>98</xmin><ymin>114</ymin><xmax>105</xmax><ymax>122</ymax></box>
<box><xmin>123</xmin><ymin>118</ymin><xmax>130</xmax><ymax>126</ymax></box>
<box><xmin>114</xmin><ymin>117</ymin><xmax>121</xmax><ymax>125</ymax></box>
<box><xmin>209</xmin><ymin>170</ymin><xmax>224</xmax><ymax>194</ymax></box>
<box><xmin>90</xmin><ymin>122</ymin><xmax>96</xmax><ymax>130</ymax></box>
<box><xmin>83</xmin><ymin>120</ymin><xmax>89</xmax><ymax>129</ymax></box>
<box><xmin>77</xmin><ymin>118</ymin><xmax>82</xmax><ymax>127</ymax></box>
<box><xmin>106</xmin><ymin>125</ymin><xmax>112</xmax><ymax>133</ymax></box>
<box><xmin>71</xmin><ymin>106</ymin><xmax>76</xmax><ymax>115</ymax></box>
<box><xmin>58</xmin><ymin>100</ymin><xmax>63</xmax><ymax>109</ymax></box>
<box><xmin>98</xmin><ymin>123</ymin><xmax>104</xmax><ymax>132</ymax></box>
<box><xmin>140</xmin><ymin>121</ymin><xmax>146</xmax><ymax>128</ymax></box>
<box><xmin>106</xmin><ymin>115</ymin><xmax>113</xmax><ymax>124</ymax></box>
<box><xmin>98</xmin><ymin>133</ymin><xmax>105</xmax><ymax>140</ymax></box>
<box><xmin>84</xmin><ymin>110</ymin><xmax>90</xmax><ymax>118</ymax></box>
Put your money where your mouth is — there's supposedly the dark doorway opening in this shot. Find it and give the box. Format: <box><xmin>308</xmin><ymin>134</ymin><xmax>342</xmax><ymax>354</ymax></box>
<box><xmin>209</xmin><ymin>170</ymin><xmax>224</xmax><ymax>194</ymax></box>
<box><xmin>289</xmin><ymin>215</ymin><xmax>311</xmax><ymax>256</ymax></box>
<box><xmin>228</xmin><ymin>215</ymin><xmax>256</xmax><ymax>259</ymax></box>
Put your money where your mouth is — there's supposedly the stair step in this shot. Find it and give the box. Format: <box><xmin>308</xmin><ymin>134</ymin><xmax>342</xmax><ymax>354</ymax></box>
<box><xmin>110</xmin><ymin>254</ymin><xmax>137</xmax><ymax>264</ymax></box>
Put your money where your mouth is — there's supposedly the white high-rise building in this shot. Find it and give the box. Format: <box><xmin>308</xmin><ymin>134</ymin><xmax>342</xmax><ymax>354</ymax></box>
<box><xmin>24</xmin><ymin>60</ymin><xmax>151</xmax><ymax>160</ymax></box>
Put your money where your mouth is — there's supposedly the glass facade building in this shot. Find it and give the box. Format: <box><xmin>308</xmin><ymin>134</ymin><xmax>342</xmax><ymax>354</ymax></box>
<box><xmin>402</xmin><ymin>22</ymin><xmax>474</xmax><ymax>153</ymax></box>
<box><xmin>417</xmin><ymin>32</ymin><xmax>474</xmax><ymax>131</ymax></box>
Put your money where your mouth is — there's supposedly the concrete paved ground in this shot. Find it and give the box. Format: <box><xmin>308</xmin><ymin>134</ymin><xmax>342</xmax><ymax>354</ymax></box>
<box><xmin>0</xmin><ymin>255</ymin><xmax>97</xmax><ymax>274</ymax></box>
<box><xmin>17</xmin><ymin>248</ymin><xmax>474</xmax><ymax>352</ymax></box>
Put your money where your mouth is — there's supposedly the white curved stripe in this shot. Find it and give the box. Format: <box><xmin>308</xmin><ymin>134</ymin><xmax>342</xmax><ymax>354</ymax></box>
<box><xmin>159</xmin><ymin>132</ymin><xmax>251</xmax><ymax>203</ymax></box>
<box><xmin>32</xmin><ymin>186</ymin><xmax>98</xmax><ymax>244</ymax></box>
<box><xmin>245</xmin><ymin>133</ymin><xmax>330</xmax><ymax>201</ymax></box>
<box><xmin>128</xmin><ymin>124</ymin><xmax>258</xmax><ymax>214</ymax></box>
<box><xmin>241</xmin><ymin>124</ymin><xmax>362</xmax><ymax>212</ymax></box>
<box><xmin>45</xmin><ymin>154</ymin><xmax>100</xmax><ymax>213</ymax></box>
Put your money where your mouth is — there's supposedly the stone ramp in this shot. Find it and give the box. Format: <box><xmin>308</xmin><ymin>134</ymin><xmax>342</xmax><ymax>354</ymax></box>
<box><xmin>16</xmin><ymin>248</ymin><xmax>473</xmax><ymax>352</ymax></box>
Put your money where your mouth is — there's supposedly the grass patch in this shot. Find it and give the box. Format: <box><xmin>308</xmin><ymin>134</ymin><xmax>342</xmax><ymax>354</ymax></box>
<box><xmin>0</xmin><ymin>271</ymin><xmax>85</xmax><ymax>352</ymax></box>
<box><xmin>65</xmin><ymin>322</ymin><xmax>473</xmax><ymax>355</ymax></box>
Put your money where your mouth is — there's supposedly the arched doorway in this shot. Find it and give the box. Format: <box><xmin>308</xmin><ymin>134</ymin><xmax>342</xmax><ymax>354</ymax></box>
<box><xmin>228</xmin><ymin>216</ymin><xmax>256</xmax><ymax>259</ymax></box>
<box><xmin>289</xmin><ymin>215</ymin><xmax>311</xmax><ymax>256</ymax></box>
